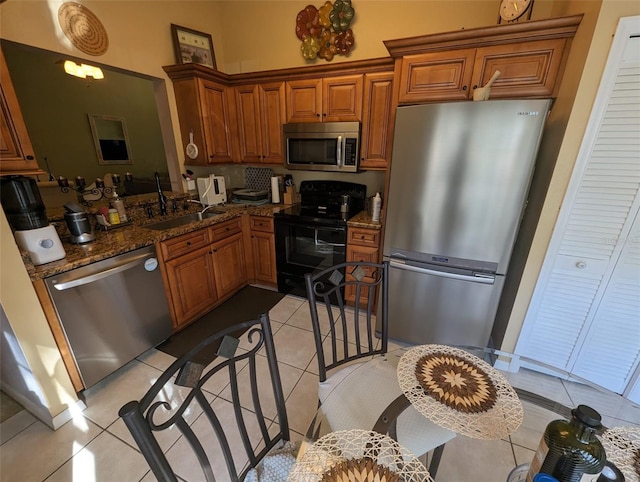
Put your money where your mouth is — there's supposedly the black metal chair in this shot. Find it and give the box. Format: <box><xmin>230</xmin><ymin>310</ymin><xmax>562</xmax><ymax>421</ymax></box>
<box><xmin>304</xmin><ymin>261</ymin><xmax>455</xmax><ymax>478</ymax></box>
<box><xmin>119</xmin><ymin>313</ymin><xmax>290</xmax><ymax>482</ymax></box>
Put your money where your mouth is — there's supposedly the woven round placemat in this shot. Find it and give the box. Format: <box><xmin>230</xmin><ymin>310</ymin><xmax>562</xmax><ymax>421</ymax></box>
<box><xmin>397</xmin><ymin>345</ymin><xmax>523</xmax><ymax>440</ymax></box>
<box><xmin>287</xmin><ymin>430</ymin><xmax>433</xmax><ymax>482</ymax></box>
<box><xmin>58</xmin><ymin>2</ymin><xmax>109</xmax><ymax>56</ymax></box>
<box><xmin>602</xmin><ymin>426</ymin><xmax>640</xmax><ymax>482</ymax></box>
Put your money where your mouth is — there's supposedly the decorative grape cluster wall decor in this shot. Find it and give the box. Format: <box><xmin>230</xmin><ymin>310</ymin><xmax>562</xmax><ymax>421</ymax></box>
<box><xmin>295</xmin><ymin>0</ymin><xmax>355</xmax><ymax>61</ymax></box>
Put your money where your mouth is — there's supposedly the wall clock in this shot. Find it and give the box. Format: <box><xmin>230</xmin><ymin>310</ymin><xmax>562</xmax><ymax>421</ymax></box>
<box><xmin>498</xmin><ymin>0</ymin><xmax>534</xmax><ymax>24</ymax></box>
<box><xmin>58</xmin><ymin>2</ymin><xmax>109</xmax><ymax>56</ymax></box>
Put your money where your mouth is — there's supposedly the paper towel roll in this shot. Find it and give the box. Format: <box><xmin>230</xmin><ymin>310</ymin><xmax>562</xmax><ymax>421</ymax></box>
<box><xmin>271</xmin><ymin>176</ymin><xmax>280</xmax><ymax>203</ymax></box>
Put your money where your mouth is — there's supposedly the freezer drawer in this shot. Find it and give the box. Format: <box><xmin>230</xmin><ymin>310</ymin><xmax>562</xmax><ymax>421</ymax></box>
<box><xmin>383</xmin><ymin>259</ymin><xmax>505</xmax><ymax>346</ymax></box>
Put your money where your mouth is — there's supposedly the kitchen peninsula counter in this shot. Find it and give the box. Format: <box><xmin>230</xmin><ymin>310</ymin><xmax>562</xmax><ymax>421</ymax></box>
<box><xmin>24</xmin><ymin>201</ymin><xmax>288</xmax><ymax>281</ymax></box>
<box><xmin>23</xmin><ymin>202</ymin><xmax>382</xmax><ymax>281</ymax></box>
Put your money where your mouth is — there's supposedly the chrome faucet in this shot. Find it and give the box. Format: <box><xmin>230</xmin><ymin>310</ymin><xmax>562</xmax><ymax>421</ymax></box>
<box><xmin>155</xmin><ymin>171</ymin><xmax>168</xmax><ymax>216</ymax></box>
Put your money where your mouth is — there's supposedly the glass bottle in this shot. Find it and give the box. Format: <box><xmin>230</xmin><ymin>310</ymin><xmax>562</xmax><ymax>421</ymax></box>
<box><xmin>526</xmin><ymin>405</ymin><xmax>606</xmax><ymax>482</ymax></box>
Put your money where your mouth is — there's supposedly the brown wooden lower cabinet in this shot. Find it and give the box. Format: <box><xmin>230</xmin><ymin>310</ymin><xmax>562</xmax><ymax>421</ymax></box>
<box><xmin>211</xmin><ymin>232</ymin><xmax>247</xmax><ymax>299</ymax></box>
<box><xmin>163</xmin><ymin>245</ymin><xmax>218</xmax><ymax>331</ymax></box>
<box><xmin>249</xmin><ymin>216</ymin><xmax>277</xmax><ymax>286</ymax></box>
<box><xmin>345</xmin><ymin>226</ymin><xmax>381</xmax><ymax>306</ymax></box>
<box><xmin>159</xmin><ymin>217</ymin><xmax>249</xmax><ymax>332</ymax></box>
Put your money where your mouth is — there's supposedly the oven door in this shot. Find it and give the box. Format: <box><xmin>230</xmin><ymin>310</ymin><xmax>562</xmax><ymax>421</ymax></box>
<box><xmin>274</xmin><ymin>218</ymin><xmax>347</xmax><ymax>297</ymax></box>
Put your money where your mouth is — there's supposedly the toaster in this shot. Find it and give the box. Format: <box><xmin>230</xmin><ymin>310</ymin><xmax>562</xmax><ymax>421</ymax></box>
<box><xmin>197</xmin><ymin>175</ymin><xmax>227</xmax><ymax>206</ymax></box>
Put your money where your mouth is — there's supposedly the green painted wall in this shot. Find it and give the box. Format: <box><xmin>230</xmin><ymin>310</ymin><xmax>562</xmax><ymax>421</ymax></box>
<box><xmin>2</xmin><ymin>40</ymin><xmax>168</xmax><ymax>183</ymax></box>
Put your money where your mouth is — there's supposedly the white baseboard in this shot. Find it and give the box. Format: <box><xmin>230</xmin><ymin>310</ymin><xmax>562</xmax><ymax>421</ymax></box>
<box><xmin>1</xmin><ymin>384</ymin><xmax>86</xmax><ymax>430</ymax></box>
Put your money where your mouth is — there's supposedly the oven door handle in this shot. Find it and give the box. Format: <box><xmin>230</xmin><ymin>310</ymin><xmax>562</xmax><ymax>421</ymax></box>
<box><xmin>336</xmin><ymin>135</ymin><xmax>343</xmax><ymax>168</ymax></box>
<box><xmin>314</xmin><ymin>229</ymin><xmax>346</xmax><ymax>248</ymax></box>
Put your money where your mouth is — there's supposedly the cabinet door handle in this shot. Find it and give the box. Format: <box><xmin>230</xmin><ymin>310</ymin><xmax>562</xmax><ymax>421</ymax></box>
<box><xmin>462</xmin><ymin>85</ymin><xmax>468</xmax><ymax>91</ymax></box>
<box><xmin>472</xmin><ymin>85</ymin><xmax>478</xmax><ymax>90</ymax></box>
<box><xmin>186</xmin><ymin>241</ymin><xmax>192</xmax><ymax>246</ymax></box>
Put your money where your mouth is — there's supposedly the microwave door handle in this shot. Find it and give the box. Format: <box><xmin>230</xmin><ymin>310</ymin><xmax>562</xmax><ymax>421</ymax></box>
<box><xmin>336</xmin><ymin>135</ymin><xmax>342</xmax><ymax>167</ymax></box>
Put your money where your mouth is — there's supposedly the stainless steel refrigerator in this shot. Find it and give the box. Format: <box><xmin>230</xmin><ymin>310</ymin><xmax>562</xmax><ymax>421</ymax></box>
<box><xmin>382</xmin><ymin>99</ymin><xmax>551</xmax><ymax>347</ymax></box>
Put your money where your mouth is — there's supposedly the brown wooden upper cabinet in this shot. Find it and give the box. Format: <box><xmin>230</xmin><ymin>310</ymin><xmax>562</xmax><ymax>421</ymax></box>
<box><xmin>385</xmin><ymin>15</ymin><xmax>583</xmax><ymax>105</ymax></box>
<box><xmin>234</xmin><ymin>82</ymin><xmax>286</xmax><ymax>165</ymax></box>
<box><xmin>0</xmin><ymin>47</ymin><xmax>44</xmax><ymax>175</ymax></box>
<box><xmin>397</xmin><ymin>39</ymin><xmax>567</xmax><ymax>103</ymax></box>
<box><xmin>172</xmin><ymin>76</ymin><xmax>236</xmax><ymax>165</ymax></box>
<box><xmin>360</xmin><ymin>72</ymin><xmax>394</xmax><ymax>170</ymax></box>
<box><xmin>285</xmin><ymin>74</ymin><xmax>363</xmax><ymax>123</ymax></box>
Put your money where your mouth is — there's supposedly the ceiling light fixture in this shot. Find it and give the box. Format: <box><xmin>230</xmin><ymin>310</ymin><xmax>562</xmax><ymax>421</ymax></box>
<box><xmin>63</xmin><ymin>60</ymin><xmax>104</xmax><ymax>79</ymax></box>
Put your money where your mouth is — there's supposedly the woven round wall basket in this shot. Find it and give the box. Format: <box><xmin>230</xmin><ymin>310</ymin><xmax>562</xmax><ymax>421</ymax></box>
<box><xmin>397</xmin><ymin>344</ymin><xmax>523</xmax><ymax>440</ymax></box>
<box><xmin>58</xmin><ymin>2</ymin><xmax>109</xmax><ymax>56</ymax></box>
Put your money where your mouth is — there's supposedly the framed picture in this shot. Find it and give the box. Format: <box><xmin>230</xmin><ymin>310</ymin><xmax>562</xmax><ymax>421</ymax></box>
<box><xmin>88</xmin><ymin>114</ymin><xmax>133</xmax><ymax>165</ymax></box>
<box><xmin>171</xmin><ymin>24</ymin><xmax>216</xmax><ymax>69</ymax></box>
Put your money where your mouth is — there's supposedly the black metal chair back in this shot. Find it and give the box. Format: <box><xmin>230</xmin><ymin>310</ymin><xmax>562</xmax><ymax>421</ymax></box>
<box><xmin>304</xmin><ymin>261</ymin><xmax>389</xmax><ymax>382</ymax></box>
<box><xmin>119</xmin><ymin>313</ymin><xmax>289</xmax><ymax>482</ymax></box>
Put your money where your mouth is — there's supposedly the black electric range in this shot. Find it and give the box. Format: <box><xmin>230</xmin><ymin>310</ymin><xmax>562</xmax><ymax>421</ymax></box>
<box><xmin>274</xmin><ymin>180</ymin><xmax>367</xmax><ymax>296</ymax></box>
<box><xmin>275</xmin><ymin>180</ymin><xmax>366</xmax><ymax>226</ymax></box>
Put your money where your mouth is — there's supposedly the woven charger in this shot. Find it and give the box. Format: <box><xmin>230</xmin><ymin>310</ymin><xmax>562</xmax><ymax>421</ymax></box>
<box><xmin>602</xmin><ymin>426</ymin><xmax>640</xmax><ymax>482</ymax></box>
<box><xmin>58</xmin><ymin>2</ymin><xmax>109</xmax><ymax>56</ymax></box>
<box><xmin>287</xmin><ymin>429</ymin><xmax>433</xmax><ymax>482</ymax></box>
<box><xmin>397</xmin><ymin>345</ymin><xmax>523</xmax><ymax>440</ymax></box>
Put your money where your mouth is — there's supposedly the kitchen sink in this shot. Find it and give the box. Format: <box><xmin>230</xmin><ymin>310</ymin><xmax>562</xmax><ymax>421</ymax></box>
<box><xmin>142</xmin><ymin>211</ymin><xmax>223</xmax><ymax>231</ymax></box>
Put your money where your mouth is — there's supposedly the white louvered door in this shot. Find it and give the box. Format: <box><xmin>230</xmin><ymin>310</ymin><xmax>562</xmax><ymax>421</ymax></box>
<box><xmin>570</xmin><ymin>210</ymin><xmax>640</xmax><ymax>393</ymax></box>
<box><xmin>516</xmin><ymin>18</ymin><xmax>640</xmax><ymax>396</ymax></box>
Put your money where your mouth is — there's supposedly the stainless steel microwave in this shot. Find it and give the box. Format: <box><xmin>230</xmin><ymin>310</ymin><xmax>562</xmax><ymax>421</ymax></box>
<box><xmin>284</xmin><ymin>122</ymin><xmax>360</xmax><ymax>172</ymax></box>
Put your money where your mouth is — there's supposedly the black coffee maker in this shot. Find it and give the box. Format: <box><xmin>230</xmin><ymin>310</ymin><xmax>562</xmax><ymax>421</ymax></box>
<box><xmin>1</xmin><ymin>176</ymin><xmax>66</xmax><ymax>264</ymax></box>
<box><xmin>1</xmin><ymin>175</ymin><xmax>49</xmax><ymax>230</ymax></box>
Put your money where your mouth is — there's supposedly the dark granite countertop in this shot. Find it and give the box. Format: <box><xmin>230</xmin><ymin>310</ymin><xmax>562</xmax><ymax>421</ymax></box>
<box><xmin>347</xmin><ymin>211</ymin><xmax>382</xmax><ymax>229</ymax></box>
<box><xmin>24</xmin><ymin>198</ymin><xmax>381</xmax><ymax>281</ymax></box>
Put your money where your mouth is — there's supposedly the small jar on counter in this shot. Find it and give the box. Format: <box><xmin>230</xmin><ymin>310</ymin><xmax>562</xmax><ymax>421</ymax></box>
<box><xmin>108</xmin><ymin>208</ymin><xmax>120</xmax><ymax>225</ymax></box>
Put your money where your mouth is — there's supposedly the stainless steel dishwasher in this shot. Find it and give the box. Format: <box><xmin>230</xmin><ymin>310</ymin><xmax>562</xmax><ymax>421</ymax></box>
<box><xmin>45</xmin><ymin>246</ymin><xmax>172</xmax><ymax>389</ymax></box>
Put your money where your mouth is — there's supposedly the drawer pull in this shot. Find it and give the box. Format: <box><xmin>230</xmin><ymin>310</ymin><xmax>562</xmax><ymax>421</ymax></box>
<box><xmin>186</xmin><ymin>241</ymin><xmax>192</xmax><ymax>246</ymax></box>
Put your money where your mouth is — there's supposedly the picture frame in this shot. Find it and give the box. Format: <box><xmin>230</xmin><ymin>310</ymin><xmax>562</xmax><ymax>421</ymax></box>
<box><xmin>171</xmin><ymin>24</ymin><xmax>216</xmax><ymax>69</ymax></box>
<box><xmin>88</xmin><ymin>114</ymin><xmax>133</xmax><ymax>165</ymax></box>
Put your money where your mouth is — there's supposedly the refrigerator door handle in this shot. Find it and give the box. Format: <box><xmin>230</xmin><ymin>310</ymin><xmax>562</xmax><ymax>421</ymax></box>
<box><xmin>389</xmin><ymin>259</ymin><xmax>495</xmax><ymax>285</ymax></box>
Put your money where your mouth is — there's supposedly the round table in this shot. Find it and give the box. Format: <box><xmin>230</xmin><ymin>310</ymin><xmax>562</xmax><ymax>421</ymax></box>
<box><xmin>298</xmin><ymin>345</ymin><xmax>640</xmax><ymax>482</ymax></box>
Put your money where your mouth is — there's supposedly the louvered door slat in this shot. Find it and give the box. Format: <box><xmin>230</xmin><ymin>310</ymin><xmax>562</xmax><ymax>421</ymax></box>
<box><xmin>516</xmin><ymin>24</ymin><xmax>640</xmax><ymax>395</ymax></box>
<box><xmin>571</xmin><ymin>212</ymin><xmax>640</xmax><ymax>392</ymax></box>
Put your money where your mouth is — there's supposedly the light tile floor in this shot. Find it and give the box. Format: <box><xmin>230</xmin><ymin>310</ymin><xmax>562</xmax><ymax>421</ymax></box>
<box><xmin>1</xmin><ymin>295</ymin><xmax>638</xmax><ymax>481</ymax></box>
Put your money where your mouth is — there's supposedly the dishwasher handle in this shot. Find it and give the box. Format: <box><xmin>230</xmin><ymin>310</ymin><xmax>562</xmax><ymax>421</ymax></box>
<box><xmin>51</xmin><ymin>252</ymin><xmax>152</xmax><ymax>291</ymax></box>
<box><xmin>389</xmin><ymin>259</ymin><xmax>495</xmax><ymax>285</ymax></box>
